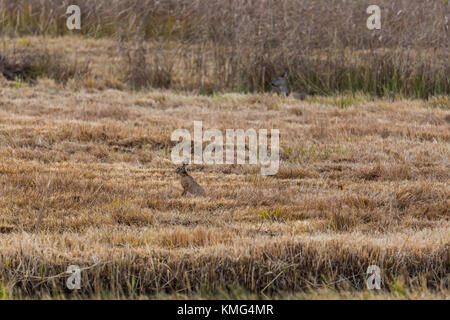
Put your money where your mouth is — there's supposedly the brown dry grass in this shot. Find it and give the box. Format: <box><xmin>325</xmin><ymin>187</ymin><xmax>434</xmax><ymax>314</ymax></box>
<box><xmin>0</xmin><ymin>37</ymin><xmax>449</xmax><ymax>299</ymax></box>
<box><xmin>1</xmin><ymin>0</ymin><xmax>449</xmax><ymax>97</ymax></box>
<box><xmin>2</xmin><ymin>0</ymin><xmax>448</xmax><ymax>48</ymax></box>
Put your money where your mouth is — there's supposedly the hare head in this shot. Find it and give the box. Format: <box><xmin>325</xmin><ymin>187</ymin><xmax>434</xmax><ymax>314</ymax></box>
<box><xmin>175</xmin><ymin>162</ymin><xmax>188</xmax><ymax>176</ymax></box>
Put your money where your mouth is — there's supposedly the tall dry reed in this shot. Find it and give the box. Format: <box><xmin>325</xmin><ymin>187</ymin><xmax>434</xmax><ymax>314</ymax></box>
<box><xmin>0</xmin><ymin>0</ymin><xmax>449</xmax><ymax>97</ymax></box>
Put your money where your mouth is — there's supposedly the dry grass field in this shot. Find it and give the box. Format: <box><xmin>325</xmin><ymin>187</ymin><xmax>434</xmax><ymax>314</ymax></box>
<box><xmin>0</xmin><ymin>36</ymin><xmax>449</xmax><ymax>300</ymax></box>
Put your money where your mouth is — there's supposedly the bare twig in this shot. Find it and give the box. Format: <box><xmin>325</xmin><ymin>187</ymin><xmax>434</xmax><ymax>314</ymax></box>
<box><xmin>35</xmin><ymin>179</ymin><xmax>52</xmax><ymax>232</ymax></box>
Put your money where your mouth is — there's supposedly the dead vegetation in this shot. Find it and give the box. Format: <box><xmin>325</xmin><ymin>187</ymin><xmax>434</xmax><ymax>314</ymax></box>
<box><xmin>0</xmin><ymin>42</ymin><xmax>448</xmax><ymax>297</ymax></box>
<box><xmin>0</xmin><ymin>0</ymin><xmax>449</xmax><ymax>97</ymax></box>
<box><xmin>0</xmin><ymin>46</ymin><xmax>90</xmax><ymax>84</ymax></box>
<box><xmin>0</xmin><ymin>0</ymin><xmax>448</xmax><ymax>299</ymax></box>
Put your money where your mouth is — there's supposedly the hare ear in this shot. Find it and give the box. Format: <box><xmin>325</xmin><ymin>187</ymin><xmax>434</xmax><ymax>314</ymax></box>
<box><xmin>282</xmin><ymin>70</ymin><xmax>289</xmax><ymax>78</ymax></box>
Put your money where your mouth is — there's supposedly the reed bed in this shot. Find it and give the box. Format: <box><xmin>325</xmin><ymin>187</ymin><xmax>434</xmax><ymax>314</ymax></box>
<box><xmin>0</xmin><ymin>0</ymin><xmax>449</xmax><ymax>97</ymax></box>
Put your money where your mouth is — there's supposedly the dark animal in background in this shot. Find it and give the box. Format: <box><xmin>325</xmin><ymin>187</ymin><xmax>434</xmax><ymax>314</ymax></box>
<box><xmin>271</xmin><ymin>70</ymin><xmax>306</xmax><ymax>100</ymax></box>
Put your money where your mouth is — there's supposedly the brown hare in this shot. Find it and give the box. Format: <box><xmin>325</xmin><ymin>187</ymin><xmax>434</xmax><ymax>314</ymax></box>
<box><xmin>175</xmin><ymin>163</ymin><xmax>206</xmax><ymax>196</ymax></box>
<box><xmin>271</xmin><ymin>70</ymin><xmax>306</xmax><ymax>100</ymax></box>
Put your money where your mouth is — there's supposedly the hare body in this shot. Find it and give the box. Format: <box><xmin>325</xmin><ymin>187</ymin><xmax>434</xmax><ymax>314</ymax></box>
<box><xmin>271</xmin><ymin>70</ymin><xmax>306</xmax><ymax>100</ymax></box>
<box><xmin>176</xmin><ymin>164</ymin><xmax>206</xmax><ymax>196</ymax></box>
